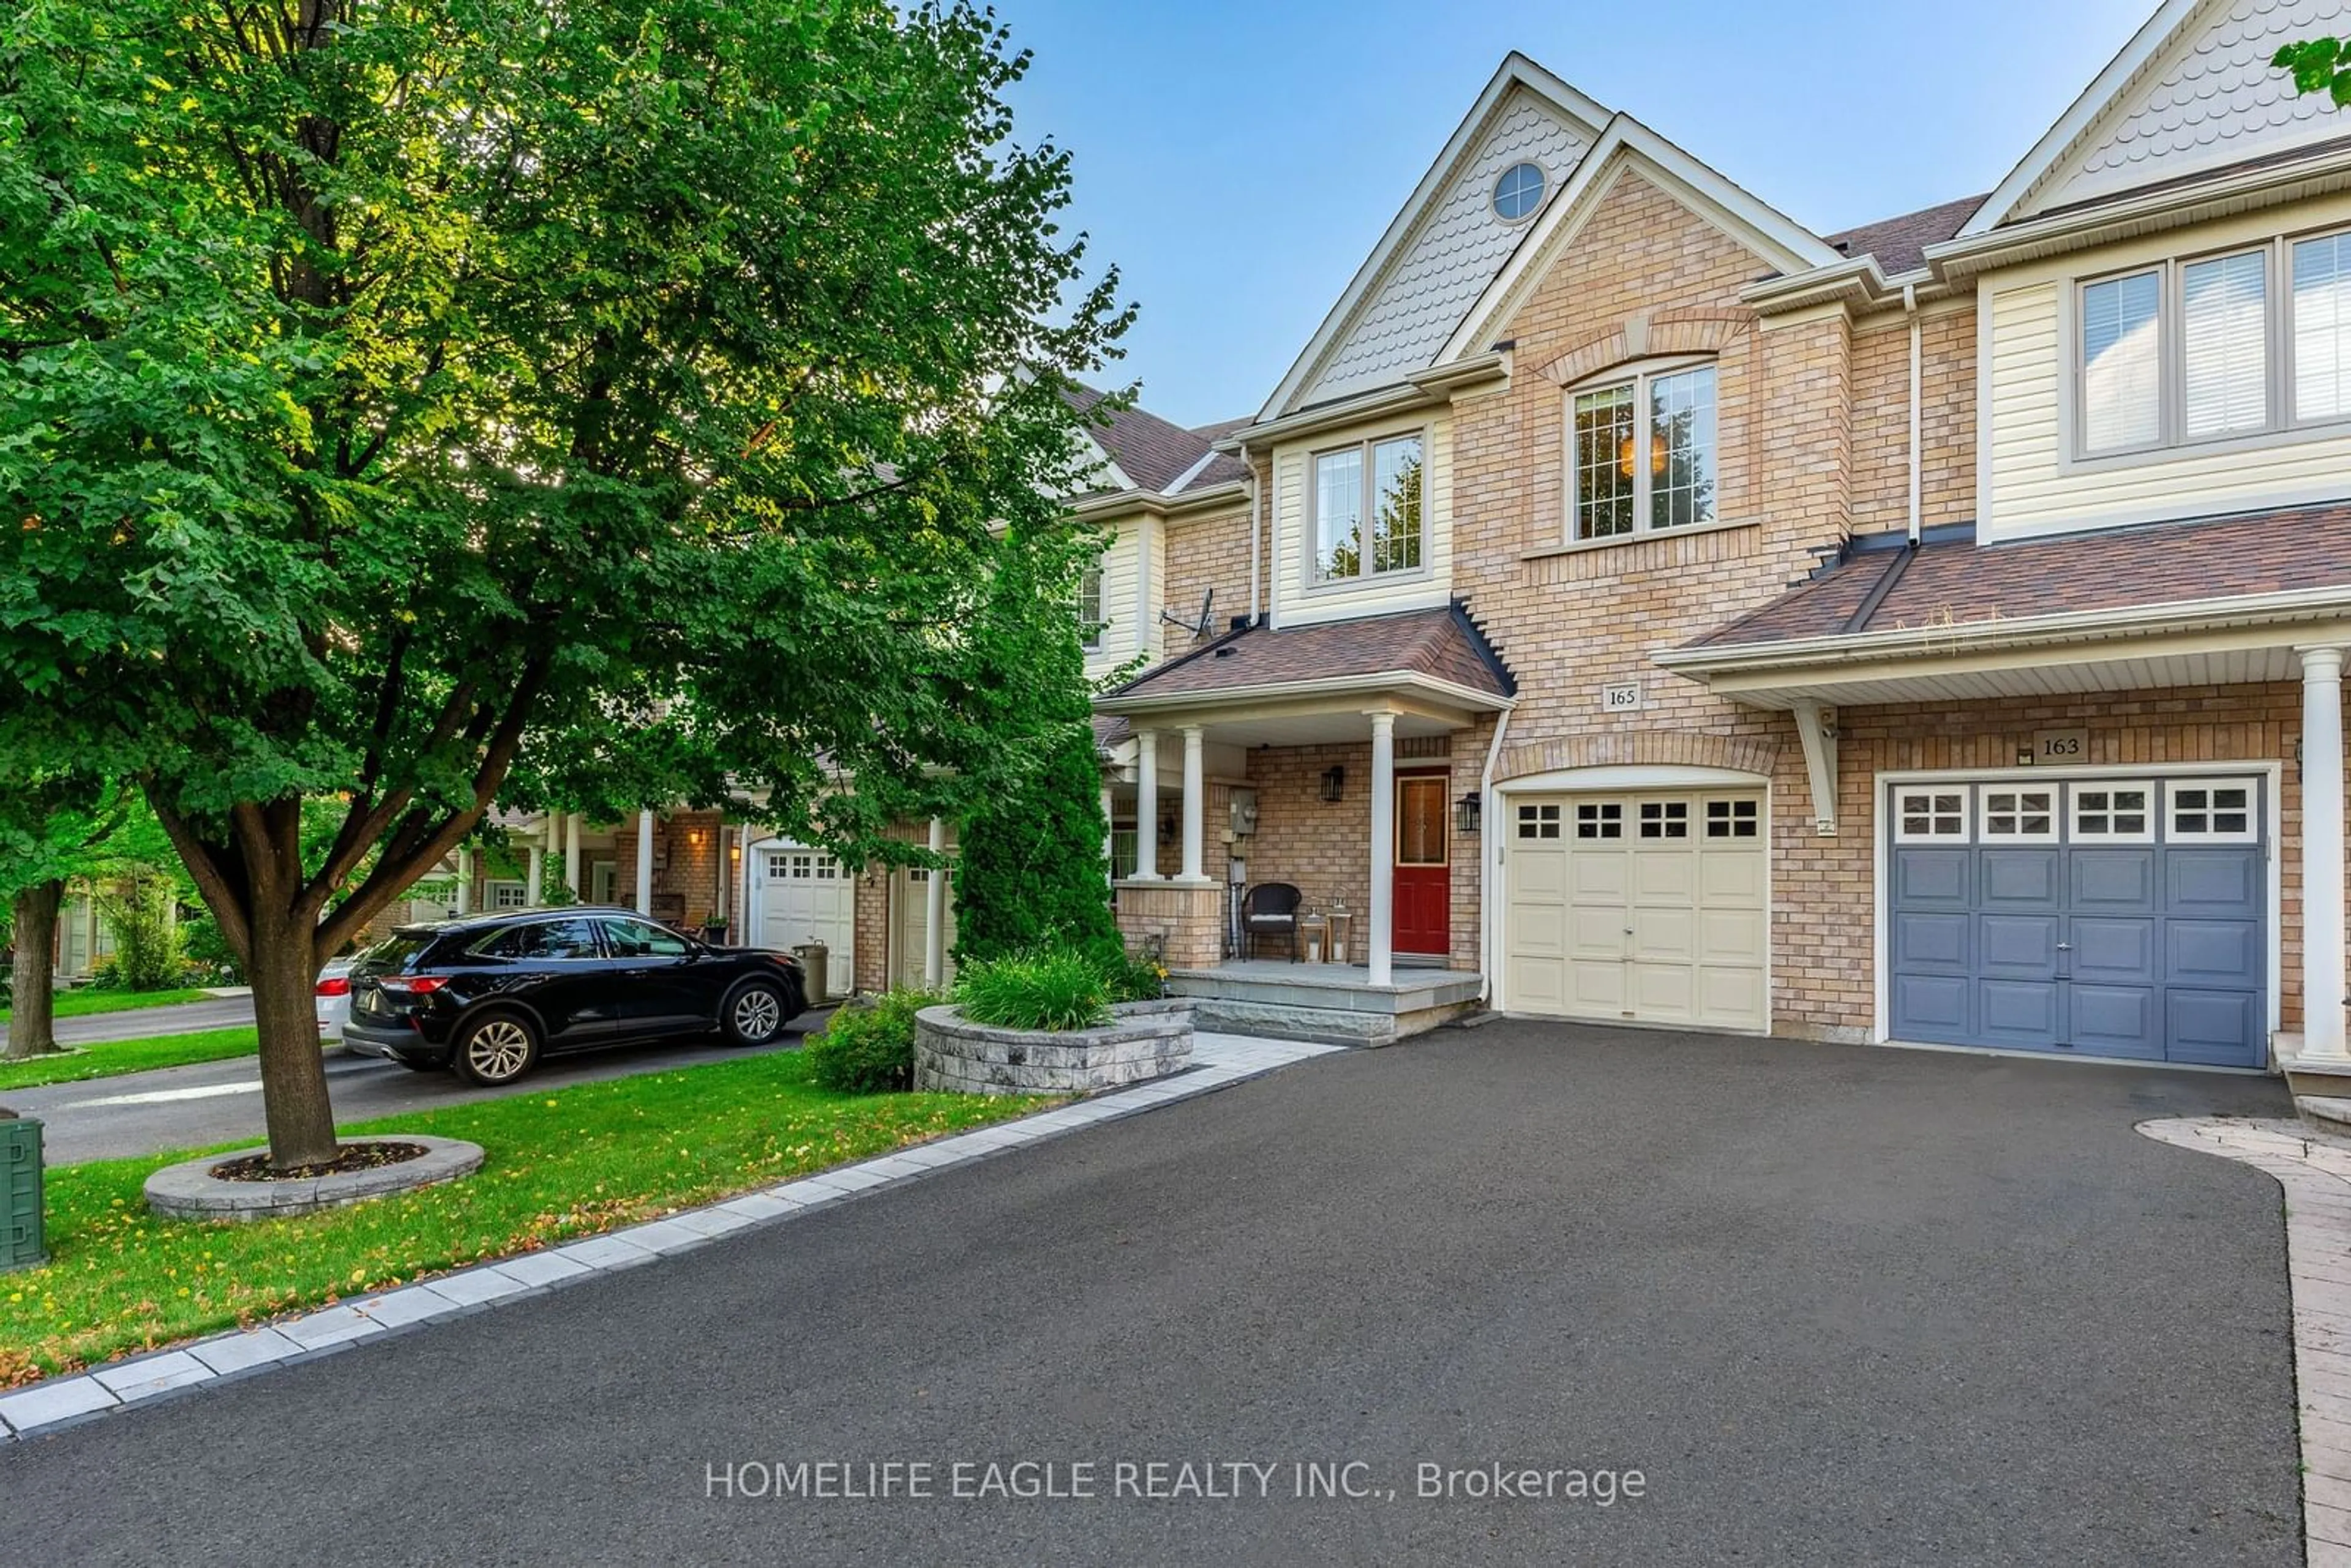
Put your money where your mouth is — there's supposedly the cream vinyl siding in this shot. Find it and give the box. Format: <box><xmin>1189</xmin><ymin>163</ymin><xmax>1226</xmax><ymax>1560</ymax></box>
<box><xmin>1081</xmin><ymin>516</ymin><xmax>1146</xmax><ymax>682</ymax></box>
<box><xmin>1982</xmin><ymin>190</ymin><xmax>2351</xmax><ymax>541</ymax></box>
<box><xmin>1270</xmin><ymin>410</ymin><xmax>1453</xmax><ymax>628</ymax></box>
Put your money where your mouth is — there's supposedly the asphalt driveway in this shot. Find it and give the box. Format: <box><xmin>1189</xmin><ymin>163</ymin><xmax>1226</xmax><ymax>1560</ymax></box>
<box><xmin>0</xmin><ymin>1023</ymin><xmax>2301</xmax><ymax>1566</ymax></box>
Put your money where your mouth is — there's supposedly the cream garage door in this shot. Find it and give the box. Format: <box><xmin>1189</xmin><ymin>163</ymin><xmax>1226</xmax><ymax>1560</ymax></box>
<box><xmin>1505</xmin><ymin>791</ymin><xmax>1768</xmax><ymax>1030</ymax></box>
<box><xmin>757</xmin><ymin>846</ymin><xmax>855</xmax><ymax>975</ymax></box>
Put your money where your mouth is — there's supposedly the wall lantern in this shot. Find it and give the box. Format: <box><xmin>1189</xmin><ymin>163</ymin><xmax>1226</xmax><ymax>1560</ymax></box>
<box><xmin>1319</xmin><ymin>766</ymin><xmax>1346</xmax><ymax>803</ymax></box>
<box><xmin>1455</xmin><ymin>792</ymin><xmax>1482</xmax><ymax>836</ymax></box>
<box><xmin>1158</xmin><ymin>811</ymin><xmax>1178</xmax><ymax>847</ymax></box>
<box><xmin>688</xmin><ymin>828</ymin><xmax>705</xmax><ymax>847</ymax></box>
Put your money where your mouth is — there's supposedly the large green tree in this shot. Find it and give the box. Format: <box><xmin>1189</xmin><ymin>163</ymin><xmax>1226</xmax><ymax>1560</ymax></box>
<box><xmin>0</xmin><ymin>776</ymin><xmax>179</xmax><ymax>1059</ymax></box>
<box><xmin>0</xmin><ymin>1</ymin><xmax>1125</xmax><ymax>1166</ymax></box>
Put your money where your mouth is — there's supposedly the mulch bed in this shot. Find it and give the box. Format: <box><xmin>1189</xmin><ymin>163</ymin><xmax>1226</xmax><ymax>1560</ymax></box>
<box><xmin>209</xmin><ymin>1141</ymin><xmax>430</xmax><ymax>1182</ymax></box>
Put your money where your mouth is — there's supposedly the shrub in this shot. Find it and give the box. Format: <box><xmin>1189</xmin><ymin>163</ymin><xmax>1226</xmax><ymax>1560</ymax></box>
<box><xmin>178</xmin><ymin>914</ymin><xmax>244</xmax><ymax>985</ymax></box>
<box><xmin>87</xmin><ymin>956</ymin><xmax>122</xmax><ymax>990</ymax></box>
<box><xmin>95</xmin><ymin>872</ymin><xmax>182</xmax><ymax>991</ymax></box>
<box><xmin>953</xmin><ymin>720</ymin><xmax>1117</xmax><ymax>964</ymax></box>
<box><xmin>805</xmin><ymin>988</ymin><xmax>939</xmax><ymax>1093</ymax></box>
<box><xmin>1086</xmin><ymin>936</ymin><xmax>1166</xmax><ymax>1003</ymax></box>
<box><xmin>955</xmin><ymin>950</ymin><xmax>1111</xmax><ymax>1032</ymax></box>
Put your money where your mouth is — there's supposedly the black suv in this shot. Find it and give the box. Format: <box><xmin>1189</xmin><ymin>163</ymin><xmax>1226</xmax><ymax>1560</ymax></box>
<box><xmin>341</xmin><ymin>907</ymin><xmax>806</xmax><ymax>1086</ymax></box>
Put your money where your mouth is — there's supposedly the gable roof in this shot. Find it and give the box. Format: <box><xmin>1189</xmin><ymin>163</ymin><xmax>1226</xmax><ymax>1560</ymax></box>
<box><xmin>1102</xmin><ymin>604</ymin><xmax>1516</xmax><ymax>707</ymax></box>
<box><xmin>1066</xmin><ymin>386</ymin><xmax>1251</xmax><ymax>500</ymax></box>
<box><xmin>1440</xmin><ymin>115</ymin><xmax>1849</xmax><ymax>366</ymax></box>
<box><xmin>1258</xmin><ymin>54</ymin><xmax>1608</xmax><ymax>421</ymax></box>
<box><xmin>1964</xmin><ymin>0</ymin><xmax>2351</xmax><ymax>235</ymax></box>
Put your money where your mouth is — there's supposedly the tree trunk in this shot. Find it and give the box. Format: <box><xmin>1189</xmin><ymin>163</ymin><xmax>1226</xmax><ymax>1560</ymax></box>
<box><xmin>3</xmin><ymin>880</ymin><xmax>64</xmax><ymax>1060</ymax></box>
<box><xmin>247</xmin><ymin>910</ymin><xmax>339</xmax><ymax>1169</ymax></box>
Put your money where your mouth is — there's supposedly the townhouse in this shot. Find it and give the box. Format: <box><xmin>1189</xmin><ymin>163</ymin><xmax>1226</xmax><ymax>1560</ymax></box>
<box><xmin>1087</xmin><ymin>0</ymin><xmax>2351</xmax><ymax>1078</ymax></box>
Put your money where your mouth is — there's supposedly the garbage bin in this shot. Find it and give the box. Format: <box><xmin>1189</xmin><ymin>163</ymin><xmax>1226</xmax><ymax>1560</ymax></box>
<box><xmin>792</xmin><ymin>942</ymin><xmax>830</xmax><ymax>1007</ymax></box>
<box><xmin>1</xmin><ymin>1112</ymin><xmax>44</xmax><ymax>1274</ymax></box>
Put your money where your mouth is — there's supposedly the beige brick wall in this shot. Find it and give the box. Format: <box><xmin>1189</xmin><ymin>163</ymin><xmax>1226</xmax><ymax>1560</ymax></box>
<box><xmin>607</xmin><ymin>811</ymin><xmax>728</xmax><ymax>928</ymax></box>
<box><xmin>1161</xmin><ymin>501</ymin><xmax>1257</xmax><ymax>648</ymax></box>
<box><xmin>1847</xmin><ymin>304</ymin><xmax>1977</xmax><ymax>538</ymax></box>
<box><xmin>1113</xmin><ymin>880</ymin><xmax>1223</xmax><ymax>969</ymax></box>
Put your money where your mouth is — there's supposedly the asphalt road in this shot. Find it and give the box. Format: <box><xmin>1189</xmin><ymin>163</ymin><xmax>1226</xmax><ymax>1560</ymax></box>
<box><xmin>9</xmin><ymin>1009</ymin><xmax>834</xmax><ymax>1163</ymax></box>
<box><xmin>48</xmin><ymin>995</ymin><xmax>257</xmax><ymax>1046</ymax></box>
<box><xmin>0</xmin><ymin>1023</ymin><xmax>2301</xmax><ymax>1566</ymax></box>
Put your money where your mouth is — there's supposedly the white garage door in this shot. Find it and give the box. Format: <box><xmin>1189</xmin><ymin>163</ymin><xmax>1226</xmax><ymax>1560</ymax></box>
<box><xmin>1504</xmin><ymin>791</ymin><xmax>1768</xmax><ymax>1031</ymax></box>
<box><xmin>756</xmin><ymin>845</ymin><xmax>855</xmax><ymax>978</ymax></box>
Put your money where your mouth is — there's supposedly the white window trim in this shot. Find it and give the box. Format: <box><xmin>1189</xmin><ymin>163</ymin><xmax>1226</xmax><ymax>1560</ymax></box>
<box><xmin>2064</xmin><ymin>222</ymin><xmax>2351</xmax><ymax>468</ymax></box>
<box><xmin>1976</xmin><ymin>784</ymin><xmax>2060</xmax><ymax>844</ymax></box>
<box><xmin>2164</xmin><ymin>778</ymin><xmax>2260</xmax><ymax>844</ymax></box>
<box><xmin>1078</xmin><ymin>563</ymin><xmax>1105</xmax><ymax>653</ymax></box>
<box><xmin>1303</xmin><ymin>425</ymin><xmax>1431</xmax><ymax>591</ymax></box>
<box><xmin>1890</xmin><ymin>785</ymin><xmax>1970</xmax><ymax>846</ymax></box>
<box><xmin>1562</xmin><ymin>356</ymin><xmax>1721</xmax><ymax>546</ymax></box>
<box><xmin>2066</xmin><ymin>779</ymin><xmax>2157</xmax><ymax>846</ymax></box>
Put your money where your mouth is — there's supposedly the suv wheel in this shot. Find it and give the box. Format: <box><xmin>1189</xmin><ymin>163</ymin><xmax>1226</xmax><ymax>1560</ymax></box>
<box><xmin>724</xmin><ymin>981</ymin><xmax>789</xmax><ymax>1046</ymax></box>
<box><xmin>453</xmin><ymin>1011</ymin><xmax>540</xmax><ymax>1086</ymax></box>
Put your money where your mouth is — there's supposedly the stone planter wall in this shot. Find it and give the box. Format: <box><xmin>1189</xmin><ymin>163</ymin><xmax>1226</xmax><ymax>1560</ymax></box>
<box><xmin>914</xmin><ymin>999</ymin><xmax>1193</xmax><ymax>1094</ymax></box>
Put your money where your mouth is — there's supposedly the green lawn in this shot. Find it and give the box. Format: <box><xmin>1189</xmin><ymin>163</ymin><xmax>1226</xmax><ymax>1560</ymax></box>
<box><xmin>1</xmin><ymin>986</ymin><xmax>217</xmax><ymax>1025</ymax></box>
<box><xmin>0</xmin><ymin>1027</ymin><xmax>262</xmax><ymax>1093</ymax></box>
<box><xmin>0</xmin><ymin>1049</ymin><xmax>1052</xmax><ymax>1387</ymax></box>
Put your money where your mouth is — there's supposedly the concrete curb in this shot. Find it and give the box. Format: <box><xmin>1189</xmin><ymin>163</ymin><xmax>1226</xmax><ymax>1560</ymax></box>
<box><xmin>0</xmin><ymin>1032</ymin><xmax>1339</xmax><ymax>1443</ymax></box>
<box><xmin>2140</xmin><ymin>1116</ymin><xmax>2351</xmax><ymax>1568</ymax></box>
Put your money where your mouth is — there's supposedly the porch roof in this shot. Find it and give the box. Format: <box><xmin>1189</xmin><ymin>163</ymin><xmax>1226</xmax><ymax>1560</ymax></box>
<box><xmin>1097</xmin><ymin>604</ymin><xmax>1516</xmax><ymax>717</ymax></box>
<box><xmin>1659</xmin><ymin>504</ymin><xmax>2351</xmax><ymax>710</ymax></box>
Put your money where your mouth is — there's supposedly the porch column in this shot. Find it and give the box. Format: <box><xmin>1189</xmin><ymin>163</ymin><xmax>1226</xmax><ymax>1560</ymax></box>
<box><xmin>525</xmin><ymin>844</ymin><xmax>544</xmax><ymax>906</ymax></box>
<box><xmin>564</xmin><ymin>812</ymin><xmax>583</xmax><ymax>895</ymax></box>
<box><xmin>1133</xmin><ymin>731</ymin><xmax>1162</xmax><ymax>880</ymax></box>
<box><xmin>924</xmin><ymin>816</ymin><xmax>948</xmax><ymax>988</ymax></box>
<box><xmin>2304</xmin><ymin>646</ymin><xmax>2349</xmax><ymax>1059</ymax></box>
<box><xmin>635</xmin><ymin>809</ymin><xmax>654</xmax><ymax>915</ymax></box>
<box><xmin>1368</xmin><ymin>710</ymin><xmax>1395</xmax><ymax>986</ymax></box>
<box><xmin>455</xmin><ymin>847</ymin><xmax>473</xmax><ymax>915</ymax></box>
<box><xmin>1179</xmin><ymin>725</ymin><xmax>1206</xmax><ymax>882</ymax></box>
<box><xmin>715</xmin><ymin>823</ymin><xmax>730</xmax><ymax>929</ymax></box>
<box><xmin>1100</xmin><ymin>784</ymin><xmax>1116</xmax><ymax>874</ymax></box>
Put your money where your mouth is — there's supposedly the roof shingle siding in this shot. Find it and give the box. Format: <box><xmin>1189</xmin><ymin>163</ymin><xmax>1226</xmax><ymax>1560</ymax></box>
<box><xmin>1112</xmin><ymin>604</ymin><xmax>1514</xmax><ymax>702</ymax></box>
<box><xmin>1696</xmin><ymin>503</ymin><xmax>2351</xmax><ymax>649</ymax></box>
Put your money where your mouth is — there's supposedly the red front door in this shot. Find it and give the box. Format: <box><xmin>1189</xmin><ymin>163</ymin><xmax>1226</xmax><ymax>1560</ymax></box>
<box><xmin>1393</xmin><ymin>774</ymin><xmax>1451</xmax><ymax>956</ymax></box>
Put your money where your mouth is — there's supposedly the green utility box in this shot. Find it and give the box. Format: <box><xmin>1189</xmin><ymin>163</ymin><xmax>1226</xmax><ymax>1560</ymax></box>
<box><xmin>2</xmin><ymin>1113</ymin><xmax>45</xmax><ymax>1273</ymax></box>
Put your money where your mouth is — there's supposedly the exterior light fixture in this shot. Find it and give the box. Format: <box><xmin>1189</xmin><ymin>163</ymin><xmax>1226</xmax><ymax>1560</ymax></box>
<box><xmin>1320</xmin><ymin>767</ymin><xmax>1346</xmax><ymax>803</ymax></box>
<box><xmin>1455</xmin><ymin>792</ymin><xmax>1482</xmax><ymax>836</ymax></box>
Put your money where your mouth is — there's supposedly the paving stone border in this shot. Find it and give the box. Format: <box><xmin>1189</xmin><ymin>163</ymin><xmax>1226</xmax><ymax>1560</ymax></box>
<box><xmin>0</xmin><ymin>1032</ymin><xmax>1338</xmax><ymax>1442</ymax></box>
<box><xmin>913</xmin><ymin>999</ymin><xmax>1193</xmax><ymax>1093</ymax></box>
<box><xmin>143</xmin><ymin>1136</ymin><xmax>486</xmax><ymax>1221</ymax></box>
<box><xmin>2140</xmin><ymin>1116</ymin><xmax>2351</xmax><ymax>1568</ymax></box>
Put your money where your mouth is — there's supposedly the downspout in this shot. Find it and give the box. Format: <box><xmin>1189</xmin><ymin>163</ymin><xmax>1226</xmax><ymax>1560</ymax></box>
<box><xmin>1905</xmin><ymin>282</ymin><xmax>1922</xmax><ymax>546</ymax></box>
<box><xmin>1247</xmin><ymin>452</ymin><xmax>1264</xmax><ymax>626</ymax></box>
<box><xmin>1477</xmin><ymin>705</ymin><xmax>1513</xmax><ymax>1006</ymax></box>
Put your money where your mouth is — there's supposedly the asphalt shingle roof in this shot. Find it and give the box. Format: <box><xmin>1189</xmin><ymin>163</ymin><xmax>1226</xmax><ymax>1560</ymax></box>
<box><xmin>1823</xmin><ymin>193</ymin><xmax>1985</xmax><ymax>276</ymax></box>
<box><xmin>1065</xmin><ymin>386</ymin><xmax>1251</xmax><ymax>498</ymax></box>
<box><xmin>1110</xmin><ymin>604</ymin><xmax>1514</xmax><ymax>703</ymax></box>
<box><xmin>1695</xmin><ymin>503</ymin><xmax>2351</xmax><ymax>650</ymax></box>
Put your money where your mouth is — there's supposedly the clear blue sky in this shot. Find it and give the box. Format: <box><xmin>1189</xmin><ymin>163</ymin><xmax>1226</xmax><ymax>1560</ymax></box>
<box><xmin>994</xmin><ymin>0</ymin><xmax>2158</xmax><ymax>427</ymax></box>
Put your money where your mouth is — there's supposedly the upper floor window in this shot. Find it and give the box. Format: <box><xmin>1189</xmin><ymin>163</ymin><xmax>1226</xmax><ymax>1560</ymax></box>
<box><xmin>1077</xmin><ymin>564</ymin><xmax>1104</xmax><ymax>651</ymax></box>
<box><xmin>2076</xmin><ymin>226</ymin><xmax>2351</xmax><ymax>457</ymax></box>
<box><xmin>1493</xmin><ymin>161</ymin><xmax>1544</xmax><ymax>222</ymax></box>
<box><xmin>1312</xmin><ymin>432</ymin><xmax>1423</xmax><ymax>582</ymax></box>
<box><xmin>1570</xmin><ymin>363</ymin><xmax>1717</xmax><ymax>541</ymax></box>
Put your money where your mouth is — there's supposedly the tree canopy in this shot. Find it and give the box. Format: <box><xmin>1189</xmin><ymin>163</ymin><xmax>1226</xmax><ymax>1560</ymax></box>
<box><xmin>0</xmin><ymin>0</ymin><xmax>1128</xmax><ymax>1162</ymax></box>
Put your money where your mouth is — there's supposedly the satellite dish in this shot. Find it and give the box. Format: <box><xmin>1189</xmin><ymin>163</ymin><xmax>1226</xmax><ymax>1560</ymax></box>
<box><xmin>1158</xmin><ymin>587</ymin><xmax>1215</xmax><ymax>642</ymax></box>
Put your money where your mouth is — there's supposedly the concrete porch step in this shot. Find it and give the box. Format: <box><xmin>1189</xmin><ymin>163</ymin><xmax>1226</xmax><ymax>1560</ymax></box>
<box><xmin>1165</xmin><ymin>963</ymin><xmax>1483</xmax><ymax>1047</ymax></box>
<box><xmin>2297</xmin><ymin>1096</ymin><xmax>2351</xmax><ymax>1143</ymax></box>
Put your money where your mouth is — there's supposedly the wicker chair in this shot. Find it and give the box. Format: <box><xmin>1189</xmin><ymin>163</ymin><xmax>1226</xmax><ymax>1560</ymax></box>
<box><xmin>1242</xmin><ymin>882</ymin><xmax>1303</xmax><ymax>962</ymax></box>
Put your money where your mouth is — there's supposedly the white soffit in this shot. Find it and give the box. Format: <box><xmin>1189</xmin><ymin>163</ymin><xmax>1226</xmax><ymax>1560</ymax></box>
<box><xmin>1969</xmin><ymin>0</ymin><xmax>2351</xmax><ymax>233</ymax></box>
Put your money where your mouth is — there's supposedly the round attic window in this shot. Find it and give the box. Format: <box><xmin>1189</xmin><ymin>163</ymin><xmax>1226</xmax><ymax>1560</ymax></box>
<box><xmin>1493</xmin><ymin>161</ymin><xmax>1544</xmax><ymax>222</ymax></box>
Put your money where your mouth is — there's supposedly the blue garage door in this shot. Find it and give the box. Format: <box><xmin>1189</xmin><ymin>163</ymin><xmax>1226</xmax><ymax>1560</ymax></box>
<box><xmin>1888</xmin><ymin>777</ymin><xmax>2265</xmax><ymax>1067</ymax></box>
